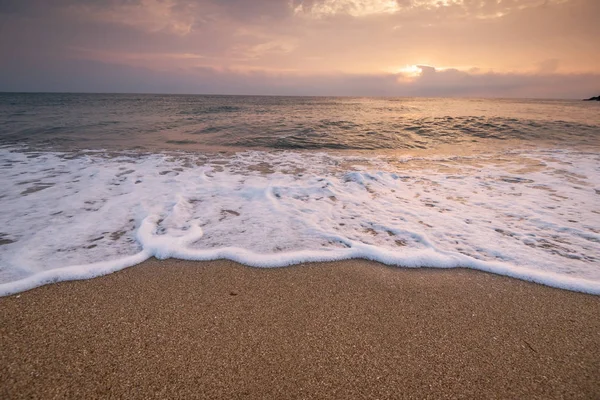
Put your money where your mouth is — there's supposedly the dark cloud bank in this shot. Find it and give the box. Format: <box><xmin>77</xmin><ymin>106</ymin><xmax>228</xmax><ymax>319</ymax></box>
<box><xmin>1</xmin><ymin>57</ymin><xmax>597</xmax><ymax>99</ymax></box>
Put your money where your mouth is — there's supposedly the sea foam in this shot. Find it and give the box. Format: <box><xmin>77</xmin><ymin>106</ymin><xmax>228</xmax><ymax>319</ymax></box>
<box><xmin>0</xmin><ymin>147</ymin><xmax>599</xmax><ymax>296</ymax></box>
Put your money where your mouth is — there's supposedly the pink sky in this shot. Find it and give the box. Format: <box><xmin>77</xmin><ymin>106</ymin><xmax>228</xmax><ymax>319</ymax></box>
<box><xmin>1</xmin><ymin>0</ymin><xmax>599</xmax><ymax>97</ymax></box>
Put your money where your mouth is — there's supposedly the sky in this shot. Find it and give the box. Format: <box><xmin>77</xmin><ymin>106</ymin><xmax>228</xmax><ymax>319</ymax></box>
<box><xmin>0</xmin><ymin>0</ymin><xmax>599</xmax><ymax>98</ymax></box>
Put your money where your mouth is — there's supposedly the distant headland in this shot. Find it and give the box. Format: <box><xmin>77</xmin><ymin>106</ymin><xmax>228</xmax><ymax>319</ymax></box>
<box><xmin>583</xmin><ymin>96</ymin><xmax>600</xmax><ymax>101</ymax></box>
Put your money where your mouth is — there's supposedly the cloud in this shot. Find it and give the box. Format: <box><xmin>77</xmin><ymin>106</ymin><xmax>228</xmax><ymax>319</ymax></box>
<box><xmin>1</xmin><ymin>55</ymin><xmax>597</xmax><ymax>98</ymax></box>
<box><xmin>394</xmin><ymin>66</ymin><xmax>595</xmax><ymax>98</ymax></box>
<box><xmin>293</xmin><ymin>0</ymin><xmax>401</xmax><ymax>17</ymax></box>
<box><xmin>0</xmin><ymin>0</ymin><xmax>598</xmax><ymax>96</ymax></box>
<box><xmin>292</xmin><ymin>0</ymin><xmax>571</xmax><ymax>19</ymax></box>
<box><xmin>537</xmin><ymin>59</ymin><xmax>560</xmax><ymax>74</ymax></box>
<box><xmin>62</xmin><ymin>0</ymin><xmax>195</xmax><ymax>35</ymax></box>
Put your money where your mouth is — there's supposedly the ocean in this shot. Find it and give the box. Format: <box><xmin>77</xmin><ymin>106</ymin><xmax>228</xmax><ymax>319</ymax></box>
<box><xmin>0</xmin><ymin>93</ymin><xmax>598</xmax><ymax>295</ymax></box>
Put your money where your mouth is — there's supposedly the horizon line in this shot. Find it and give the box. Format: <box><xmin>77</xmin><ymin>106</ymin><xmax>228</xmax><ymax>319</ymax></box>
<box><xmin>0</xmin><ymin>91</ymin><xmax>595</xmax><ymax>102</ymax></box>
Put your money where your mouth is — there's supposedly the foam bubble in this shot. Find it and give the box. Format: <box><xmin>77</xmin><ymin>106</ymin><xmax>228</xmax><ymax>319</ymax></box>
<box><xmin>0</xmin><ymin>147</ymin><xmax>599</xmax><ymax>296</ymax></box>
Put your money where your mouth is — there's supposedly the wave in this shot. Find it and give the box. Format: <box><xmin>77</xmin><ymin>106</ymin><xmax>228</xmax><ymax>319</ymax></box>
<box><xmin>2</xmin><ymin>95</ymin><xmax>599</xmax><ymax>152</ymax></box>
<box><xmin>0</xmin><ymin>147</ymin><xmax>599</xmax><ymax>296</ymax></box>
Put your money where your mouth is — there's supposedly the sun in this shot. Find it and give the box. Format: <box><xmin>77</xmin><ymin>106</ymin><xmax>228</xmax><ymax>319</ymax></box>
<box><xmin>396</xmin><ymin>65</ymin><xmax>423</xmax><ymax>77</ymax></box>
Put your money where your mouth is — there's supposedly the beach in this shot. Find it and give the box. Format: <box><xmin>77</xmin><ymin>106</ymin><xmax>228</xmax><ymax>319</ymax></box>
<box><xmin>2</xmin><ymin>2</ymin><xmax>600</xmax><ymax>397</ymax></box>
<box><xmin>2</xmin><ymin>258</ymin><xmax>599</xmax><ymax>399</ymax></box>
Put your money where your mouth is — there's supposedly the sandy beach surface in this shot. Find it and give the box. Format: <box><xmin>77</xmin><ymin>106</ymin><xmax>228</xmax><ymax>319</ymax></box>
<box><xmin>1</xmin><ymin>259</ymin><xmax>599</xmax><ymax>399</ymax></box>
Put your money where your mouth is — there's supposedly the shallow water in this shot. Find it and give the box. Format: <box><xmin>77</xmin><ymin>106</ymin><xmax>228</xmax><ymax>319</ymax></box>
<box><xmin>0</xmin><ymin>94</ymin><xmax>599</xmax><ymax>295</ymax></box>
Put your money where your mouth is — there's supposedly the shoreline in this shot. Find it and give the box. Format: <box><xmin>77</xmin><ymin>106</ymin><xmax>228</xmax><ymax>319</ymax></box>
<box><xmin>3</xmin><ymin>144</ymin><xmax>599</xmax><ymax>298</ymax></box>
<box><xmin>1</xmin><ymin>258</ymin><xmax>599</xmax><ymax>399</ymax></box>
<box><xmin>3</xmin><ymin>253</ymin><xmax>600</xmax><ymax>298</ymax></box>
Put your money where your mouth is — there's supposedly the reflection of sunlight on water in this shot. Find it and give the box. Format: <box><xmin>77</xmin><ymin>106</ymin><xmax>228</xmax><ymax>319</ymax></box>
<box><xmin>0</xmin><ymin>95</ymin><xmax>598</xmax><ymax>154</ymax></box>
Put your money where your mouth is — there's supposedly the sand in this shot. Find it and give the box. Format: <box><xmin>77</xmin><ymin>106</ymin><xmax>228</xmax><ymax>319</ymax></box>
<box><xmin>1</xmin><ymin>259</ymin><xmax>599</xmax><ymax>399</ymax></box>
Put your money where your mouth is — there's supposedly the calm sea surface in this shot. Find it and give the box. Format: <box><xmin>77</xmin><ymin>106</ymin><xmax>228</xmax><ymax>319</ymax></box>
<box><xmin>1</xmin><ymin>93</ymin><xmax>598</xmax><ymax>152</ymax></box>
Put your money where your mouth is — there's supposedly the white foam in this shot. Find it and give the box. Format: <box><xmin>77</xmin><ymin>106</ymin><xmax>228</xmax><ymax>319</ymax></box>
<box><xmin>0</xmin><ymin>147</ymin><xmax>599</xmax><ymax>296</ymax></box>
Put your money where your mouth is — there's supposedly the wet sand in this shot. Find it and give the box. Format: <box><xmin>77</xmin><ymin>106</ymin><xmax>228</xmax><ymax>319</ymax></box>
<box><xmin>1</xmin><ymin>259</ymin><xmax>599</xmax><ymax>399</ymax></box>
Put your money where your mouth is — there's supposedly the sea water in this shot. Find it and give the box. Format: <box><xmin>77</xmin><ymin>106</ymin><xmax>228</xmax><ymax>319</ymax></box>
<box><xmin>0</xmin><ymin>94</ymin><xmax>598</xmax><ymax>295</ymax></box>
